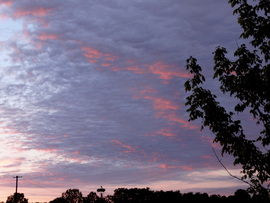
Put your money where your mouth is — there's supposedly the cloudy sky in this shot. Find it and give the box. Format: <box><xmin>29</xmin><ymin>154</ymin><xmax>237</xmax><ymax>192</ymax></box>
<box><xmin>0</xmin><ymin>0</ymin><xmax>253</xmax><ymax>201</ymax></box>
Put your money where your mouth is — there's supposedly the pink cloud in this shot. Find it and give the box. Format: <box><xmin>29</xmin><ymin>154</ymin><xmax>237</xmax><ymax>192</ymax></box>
<box><xmin>133</xmin><ymin>86</ymin><xmax>180</xmax><ymax>111</ymax></box>
<box><xmin>156</xmin><ymin>128</ymin><xmax>177</xmax><ymax>137</ymax></box>
<box><xmin>159</xmin><ymin>163</ymin><xmax>194</xmax><ymax>171</ymax></box>
<box><xmin>111</xmin><ymin>139</ymin><xmax>137</xmax><ymax>153</ymax></box>
<box><xmin>23</xmin><ymin>172</ymin><xmax>68</xmax><ymax>187</ymax></box>
<box><xmin>112</xmin><ymin>65</ymin><xmax>146</xmax><ymax>74</ymax></box>
<box><xmin>0</xmin><ymin>0</ymin><xmax>12</xmax><ymax>6</ymax></box>
<box><xmin>156</xmin><ymin>112</ymin><xmax>198</xmax><ymax>130</ymax></box>
<box><xmin>76</xmin><ymin>43</ymin><xmax>189</xmax><ymax>85</ymax></box>
<box><xmin>146</xmin><ymin>128</ymin><xmax>177</xmax><ymax>138</ymax></box>
<box><xmin>148</xmin><ymin>61</ymin><xmax>191</xmax><ymax>80</ymax></box>
<box><xmin>105</xmin><ymin>55</ymin><xmax>118</xmax><ymax>62</ymax></box>
<box><xmin>72</xmin><ymin>151</ymin><xmax>80</xmax><ymax>155</ymax></box>
<box><xmin>109</xmin><ymin>58</ymin><xmax>145</xmax><ymax>73</ymax></box>
<box><xmin>111</xmin><ymin>60</ymin><xmax>190</xmax><ymax>84</ymax></box>
<box><xmin>14</xmin><ymin>7</ymin><xmax>53</xmax><ymax>18</ymax></box>
<box><xmin>82</xmin><ymin>47</ymin><xmax>103</xmax><ymax>63</ymax></box>
<box><xmin>144</xmin><ymin>96</ymin><xmax>180</xmax><ymax>111</ymax></box>
<box><xmin>139</xmin><ymin>87</ymin><xmax>158</xmax><ymax>94</ymax></box>
<box><xmin>36</xmin><ymin>33</ymin><xmax>58</xmax><ymax>41</ymax></box>
<box><xmin>101</xmin><ymin>63</ymin><xmax>111</xmax><ymax>67</ymax></box>
<box><xmin>81</xmin><ymin>46</ymin><xmax>118</xmax><ymax>64</ymax></box>
<box><xmin>35</xmin><ymin>148</ymin><xmax>60</xmax><ymax>153</ymax></box>
<box><xmin>180</xmin><ymin>165</ymin><xmax>194</xmax><ymax>171</ymax></box>
<box><xmin>0</xmin><ymin>157</ymin><xmax>25</xmax><ymax>168</ymax></box>
<box><xmin>159</xmin><ymin>163</ymin><xmax>169</xmax><ymax>169</ymax></box>
<box><xmin>132</xmin><ymin>86</ymin><xmax>198</xmax><ymax>130</ymax></box>
<box><xmin>131</xmin><ymin>86</ymin><xmax>157</xmax><ymax>99</ymax></box>
<box><xmin>0</xmin><ymin>126</ymin><xmax>21</xmax><ymax>135</ymax></box>
<box><xmin>0</xmin><ymin>14</ymin><xmax>9</xmax><ymax>19</ymax></box>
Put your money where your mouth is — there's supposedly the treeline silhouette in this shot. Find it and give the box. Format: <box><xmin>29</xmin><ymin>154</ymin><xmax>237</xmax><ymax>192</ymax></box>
<box><xmin>7</xmin><ymin>188</ymin><xmax>269</xmax><ymax>203</ymax></box>
<box><xmin>48</xmin><ymin>188</ymin><xmax>268</xmax><ymax>203</ymax></box>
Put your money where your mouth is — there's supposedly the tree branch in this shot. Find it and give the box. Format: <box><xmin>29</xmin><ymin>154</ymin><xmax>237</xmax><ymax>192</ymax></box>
<box><xmin>212</xmin><ymin>147</ymin><xmax>254</xmax><ymax>188</ymax></box>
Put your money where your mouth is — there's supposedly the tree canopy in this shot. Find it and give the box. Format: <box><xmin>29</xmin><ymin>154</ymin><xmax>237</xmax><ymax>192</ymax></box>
<box><xmin>62</xmin><ymin>189</ymin><xmax>83</xmax><ymax>203</ymax></box>
<box><xmin>184</xmin><ymin>0</ymin><xmax>270</xmax><ymax>197</ymax></box>
<box><xmin>6</xmin><ymin>193</ymin><xmax>28</xmax><ymax>203</ymax></box>
<box><xmin>49</xmin><ymin>187</ymin><xmax>269</xmax><ymax>203</ymax></box>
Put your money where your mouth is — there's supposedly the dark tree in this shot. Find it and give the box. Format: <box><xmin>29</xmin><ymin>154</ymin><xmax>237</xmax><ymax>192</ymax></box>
<box><xmin>84</xmin><ymin>192</ymin><xmax>98</xmax><ymax>203</ymax></box>
<box><xmin>153</xmin><ymin>190</ymin><xmax>182</xmax><ymax>203</ymax></box>
<box><xmin>6</xmin><ymin>193</ymin><xmax>28</xmax><ymax>203</ymax></box>
<box><xmin>209</xmin><ymin>194</ymin><xmax>222</xmax><ymax>203</ymax></box>
<box><xmin>49</xmin><ymin>197</ymin><xmax>68</xmax><ymax>203</ymax></box>
<box><xmin>234</xmin><ymin>189</ymin><xmax>251</xmax><ymax>202</ymax></box>
<box><xmin>62</xmin><ymin>189</ymin><xmax>83</xmax><ymax>203</ymax></box>
<box><xmin>184</xmin><ymin>0</ymin><xmax>269</xmax><ymax>197</ymax></box>
<box><xmin>50</xmin><ymin>187</ymin><xmax>270</xmax><ymax>203</ymax></box>
<box><xmin>112</xmin><ymin>188</ymin><xmax>154</xmax><ymax>203</ymax></box>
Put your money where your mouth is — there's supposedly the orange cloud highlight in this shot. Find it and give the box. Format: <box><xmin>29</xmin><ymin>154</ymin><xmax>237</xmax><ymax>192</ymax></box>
<box><xmin>109</xmin><ymin>60</ymin><xmax>189</xmax><ymax>83</ymax></box>
<box><xmin>82</xmin><ymin>47</ymin><xmax>103</xmax><ymax>63</ymax></box>
<box><xmin>144</xmin><ymin>96</ymin><xmax>180</xmax><ymax>111</ymax></box>
<box><xmin>145</xmin><ymin>128</ymin><xmax>178</xmax><ymax>137</ymax></box>
<box><xmin>81</xmin><ymin>46</ymin><xmax>118</xmax><ymax>64</ymax></box>
<box><xmin>36</xmin><ymin>33</ymin><xmax>58</xmax><ymax>40</ymax></box>
<box><xmin>14</xmin><ymin>7</ymin><xmax>53</xmax><ymax>17</ymax></box>
<box><xmin>101</xmin><ymin>63</ymin><xmax>111</xmax><ymax>67</ymax></box>
<box><xmin>156</xmin><ymin>112</ymin><xmax>198</xmax><ymax>130</ymax></box>
<box><xmin>72</xmin><ymin>151</ymin><xmax>80</xmax><ymax>155</ymax></box>
<box><xmin>111</xmin><ymin>65</ymin><xmax>146</xmax><ymax>74</ymax></box>
<box><xmin>148</xmin><ymin>61</ymin><xmax>190</xmax><ymax>80</ymax></box>
<box><xmin>111</xmin><ymin>140</ymin><xmax>136</xmax><ymax>153</ymax></box>
<box><xmin>159</xmin><ymin>163</ymin><xmax>194</xmax><ymax>171</ymax></box>
<box><xmin>155</xmin><ymin>128</ymin><xmax>177</xmax><ymax>137</ymax></box>
<box><xmin>180</xmin><ymin>165</ymin><xmax>194</xmax><ymax>171</ymax></box>
<box><xmin>133</xmin><ymin>86</ymin><xmax>198</xmax><ymax>130</ymax></box>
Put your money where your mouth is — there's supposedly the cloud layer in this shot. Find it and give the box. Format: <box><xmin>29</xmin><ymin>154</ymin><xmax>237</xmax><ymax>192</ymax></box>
<box><xmin>0</xmin><ymin>0</ymin><xmax>248</xmax><ymax>201</ymax></box>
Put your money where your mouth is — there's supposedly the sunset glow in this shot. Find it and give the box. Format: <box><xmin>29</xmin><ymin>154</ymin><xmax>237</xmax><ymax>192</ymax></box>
<box><xmin>0</xmin><ymin>0</ymin><xmax>249</xmax><ymax>202</ymax></box>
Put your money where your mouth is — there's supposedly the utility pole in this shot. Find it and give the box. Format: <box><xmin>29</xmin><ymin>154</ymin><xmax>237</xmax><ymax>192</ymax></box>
<box><xmin>13</xmin><ymin>176</ymin><xmax>22</xmax><ymax>194</ymax></box>
<box><xmin>13</xmin><ymin>176</ymin><xmax>22</xmax><ymax>203</ymax></box>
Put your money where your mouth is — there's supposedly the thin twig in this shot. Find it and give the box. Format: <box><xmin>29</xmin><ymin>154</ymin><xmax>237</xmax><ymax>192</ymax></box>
<box><xmin>212</xmin><ymin>147</ymin><xmax>253</xmax><ymax>188</ymax></box>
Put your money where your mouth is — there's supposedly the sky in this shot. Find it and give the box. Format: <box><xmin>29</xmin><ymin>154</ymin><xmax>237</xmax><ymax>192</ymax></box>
<box><xmin>0</xmin><ymin>0</ymin><xmax>256</xmax><ymax>202</ymax></box>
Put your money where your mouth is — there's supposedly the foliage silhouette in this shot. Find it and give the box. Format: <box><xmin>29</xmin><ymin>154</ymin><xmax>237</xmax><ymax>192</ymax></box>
<box><xmin>6</xmin><ymin>193</ymin><xmax>28</xmax><ymax>203</ymax></box>
<box><xmin>49</xmin><ymin>197</ymin><xmax>67</xmax><ymax>203</ymax></box>
<box><xmin>62</xmin><ymin>189</ymin><xmax>83</xmax><ymax>203</ymax></box>
<box><xmin>184</xmin><ymin>0</ymin><xmax>270</xmax><ymax>197</ymax></box>
<box><xmin>84</xmin><ymin>192</ymin><xmax>99</xmax><ymax>203</ymax></box>
<box><xmin>49</xmin><ymin>187</ymin><xmax>269</xmax><ymax>203</ymax></box>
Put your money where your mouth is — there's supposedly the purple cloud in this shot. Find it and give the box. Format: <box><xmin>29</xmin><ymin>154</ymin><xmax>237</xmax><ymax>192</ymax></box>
<box><xmin>0</xmin><ymin>0</ymin><xmax>248</xmax><ymax>201</ymax></box>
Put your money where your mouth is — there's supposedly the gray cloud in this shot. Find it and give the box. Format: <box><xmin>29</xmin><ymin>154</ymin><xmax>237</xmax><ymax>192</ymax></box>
<box><xmin>0</xmin><ymin>0</ymin><xmax>248</xmax><ymax>200</ymax></box>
